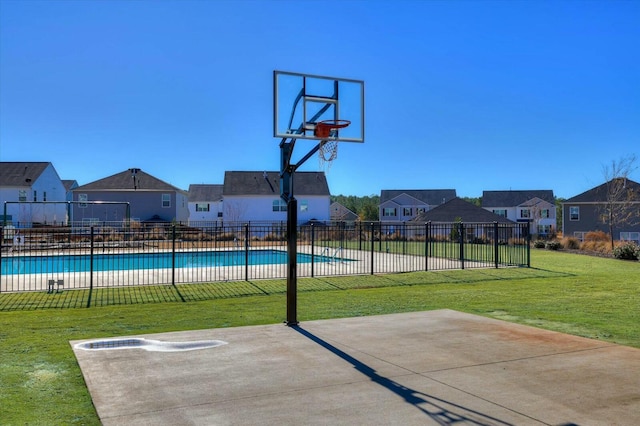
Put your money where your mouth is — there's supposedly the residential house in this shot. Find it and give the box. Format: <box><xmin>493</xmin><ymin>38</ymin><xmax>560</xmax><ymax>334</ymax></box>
<box><xmin>188</xmin><ymin>184</ymin><xmax>224</xmax><ymax>225</ymax></box>
<box><xmin>411</xmin><ymin>197</ymin><xmax>516</xmax><ymax>240</ymax></box>
<box><xmin>0</xmin><ymin>162</ymin><xmax>67</xmax><ymax>226</ymax></box>
<box><xmin>62</xmin><ymin>180</ymin><xmax>79</xmax><ymax>202</ymax></box>
<box><xmin>330</xmin><ymin>202</ymin><xmax>359</xmax><ymax>222</ymax></box>
<box><xmin>71</xmin><ymin>168</ymin><xmax>189</xmax><ymax>225</ymax></box>
<box><xmin>482</xmin><ymin>190</ymin><xmax>556</xmax><ymax>237</ymax></box>
<box><xmin>562</xmin><ymin>178</ymin><xmax>640</xmax><ymax>243</ymax></box>
<box><xmin>222</xmin><ymin>171</ymin><xmax>330</xmax><ymax>224</ymax></box>
<box><xmin>379</xmin><ymin>189</ymin><xmax>457</xmax><ymax>223</ymax></box>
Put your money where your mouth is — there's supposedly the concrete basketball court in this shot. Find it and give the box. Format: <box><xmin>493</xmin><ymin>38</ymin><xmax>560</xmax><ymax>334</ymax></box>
<box><xmin>71</xmin><ymin>309</ymin><xmax>640</xmax><ymax>425</ymax></box>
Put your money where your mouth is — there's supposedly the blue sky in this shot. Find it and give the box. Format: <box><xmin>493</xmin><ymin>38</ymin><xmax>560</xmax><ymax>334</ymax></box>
<box><xmin>1</xmin><ymin>0</ymin><xmax>638</xmax><ymax>199</ymax></box>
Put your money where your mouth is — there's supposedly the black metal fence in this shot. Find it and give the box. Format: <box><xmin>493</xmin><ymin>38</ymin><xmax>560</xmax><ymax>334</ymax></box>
<box><xmin>1</xmin><ymin>221</ymin><xmax>530</xmax><ymax>293</ymax></box>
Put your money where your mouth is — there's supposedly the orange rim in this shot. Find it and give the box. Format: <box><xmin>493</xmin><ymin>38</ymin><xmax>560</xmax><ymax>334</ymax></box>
<box><xmin>314</xmin><ymin>119</ymin><xmax>351</xmax><ymax>138</ymax></box>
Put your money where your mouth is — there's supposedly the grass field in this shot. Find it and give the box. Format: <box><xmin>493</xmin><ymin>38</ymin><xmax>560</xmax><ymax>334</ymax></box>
<box><xmin>0</xmin><ymin>249</ymin><xmax>638</xmax><ymax>425</ymax></box>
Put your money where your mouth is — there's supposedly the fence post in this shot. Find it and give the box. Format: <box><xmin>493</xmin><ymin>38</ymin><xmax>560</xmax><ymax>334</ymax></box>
<box><xmin>358</xmin><ymin>222</ymin><xmax>362</xmax><ymax>251</ymax></box>
<box><xmin>494</xmin><ymin>222</ymin><xmax>499</xmax><ymax>268</ymax></box>
<box><xmin>370</xmin><ymin>222</ymin><xmax>375</xmax><ymax>275</ymax></box>
<box><xmin>403</xmin><ymin>222</ymin><xmax>406</xmax><ymax>255</ymax></box>
<box><xmin>0</xmin><ymin>226</ymin><xmax>3</xmax><ymax>293</ymax></box>
<box><xmin>459</xmin><ymin>222</ymin><xmax>465</xmax><ymax>270</ymax></box>
<box><xmin>310</xmin><ymin>223</ymin><xmax>315</xmax><ymax>278</ymax></box>
<box><xmin>171</xmin><ymin>225</ymin><xmax>176</xmax><ymax>286</ymax></box>
<box><xmin>87</xmin><ymin>226</ymin><xmax>94</xmax><ymax>308</ymax></box>
<box><xmin>526</xmin><ymin>223</ymin><xmax>531</xmax><ymax>267</ymax></box>
<box><xmin>425</xmin><ymin>222</ymin><xmax>430</xmax><ymax>271</ymax></box>
<box><xmin>244</xmin><ymin>224</ymin><xmax>249</xmax><ymax>281</ymax></box>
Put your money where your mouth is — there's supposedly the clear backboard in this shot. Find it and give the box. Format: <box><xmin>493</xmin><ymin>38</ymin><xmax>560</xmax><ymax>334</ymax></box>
<box><xmin>274</xmin><ymin>71</ymin><xmax>364</xmax><ymax>143</ymax></box>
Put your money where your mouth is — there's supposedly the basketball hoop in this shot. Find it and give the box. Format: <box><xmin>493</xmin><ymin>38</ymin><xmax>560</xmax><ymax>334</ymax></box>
<box><xmin>314</xmin><ymin>119</ymin><xmax>351</xmax><ymax>139</ymax></box>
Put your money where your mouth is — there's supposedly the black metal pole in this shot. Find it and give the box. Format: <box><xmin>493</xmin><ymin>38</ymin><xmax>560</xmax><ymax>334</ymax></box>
<box><xmin>244</xmin><ymin>224</ymin><xmax>249</xmax><ymax>281</ymax></box>
<box><xmin>87</xmin><ymin>226</ymin><xmax>94</xmax><ymax>308</ymax></box>
<box><xmin>286</xmin><ymin>198</ymin><xmax>298</xmax><ymax>326</ymax></box>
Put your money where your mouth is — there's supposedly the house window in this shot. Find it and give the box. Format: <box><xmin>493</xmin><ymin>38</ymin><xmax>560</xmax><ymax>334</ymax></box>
<box><xmin>540</xmin><ymin>209</ymin><xmax>550</xmax><ymax>218</ymax></box>
<box><xmin>620</xmin><ymin>232</ymin><xmax>640</xmax><ymax>243</ymax></box>
<box><xmin>162</xmin><ymin>194</ymin><xmax>171</xmax><ymax>208</ymax></box>
<box><xmin>300</xmin><ymin>200</ymin><xmax>308</xmax><ymax>212</ymax></box>
<box><xmin>272</xmin><ymin>200</ymin><xmax>287</xmax><ymax>212</ymax></box>
<box><xmin>573</xmin><ymin>231</ymin><xmax>586</xmax><ymax>241</ymax></box>
<box><xmin>493</xmin><ymin>209</ymin><xmax>507</xmax><ymax>217</ymax></box>
<box><xmin>196</xmin><ymin>203</ymin><xmax>209</xmax><ymax>212</ymax></box>
<box><xmin>43</xmin><ymin>191</ymin><xmax>47</xmax><ymax>202</ymax></box>
<box><xmin>520</xmin><ymin>209</ymin><xmax>530</xmax><ymax>218</ymax></box>
<box><xmin>537</xmin><ymin>224</ymin><xmax>552</xmax><ymax>235</ymax></box>
<box><xmin>19</xmin><ymin>190</ymin><xmax>27</xmax><ymax>202</ymax></box>
<box><xmin>217</xmin><ymin>212</ymin><xmax>223</xmax><ymax>218</ymax></box>
<box><xmin>403</xmin><ymin>207</ymin><xmax>412</xmax><ymax>216</ymax></box>
<box><xmin>33</xmin><ymin>191</ymin><xmax>37</xmax><ymax>202</ymax></box>
<box><xmin>383</xmin><ymin>207</ymin><xmax>396</xmax><ymax>217</ymax></box>
<box><xmin>416</xmin><ymin>207</ymin><xmax>426</xmax><ymax>214</ymax></box>
<box><xmin>79</xmin><ymin>194</ymin><xmax>88</xmax><ymax>208</ymax></box>
<box><xmin>569</xmin><ymin>206</ymin><xmax>579</xmax><ymax>221</ymax></box>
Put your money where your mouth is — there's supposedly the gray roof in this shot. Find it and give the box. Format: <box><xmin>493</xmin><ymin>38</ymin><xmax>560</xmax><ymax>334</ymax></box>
<box><xmin>62</xmin><ymin>180</ymin><xmax>79</xmax><ymax>191</ymax></box>
<box><xmin>74</xmin><ymin>169</ymin><xmax>185</xmax><ymax>192</ymax></box>
<box><xmin>188</xmin><ymin>184</ymin><xmax>223</xmax><ymax>202</ymax></box>
<box><xmin>0</xmin><ymin>162</ymin><xmax>51</xmax><ymax>186</ymax></box>
<box><xmin>330</xmin><ymin>202</ymin><xmax>359</xmax><ymax>221</ymax></box>
<box><xmin>223</xmin><ymin>171</ymin><xmax>330</xmax><ymax>196</ymax></box>
<box><xmin>482</xmin><ymin>190</ymin><xmax>554</xmax><ymax>207</ymax></box>
<box><xmin>380</xmin><ymin>189</ymin><xmax>457</xmax><ymax>205</ymax></box>
<box><xmin>412</xmin><ymin>197</ymin><xmax>514</xmax><ymax>223</ymax></box>
<box><xmin>564</xmin><ymin>178</ymin><xmax>640</xmax><ymax>203</ymax></box>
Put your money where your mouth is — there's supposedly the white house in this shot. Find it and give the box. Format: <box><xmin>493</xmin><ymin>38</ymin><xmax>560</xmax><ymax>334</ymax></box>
<box><xmin>0</xmin><ymin>162</ymin><xmax>67</xmax><ymax>226</ymax></box>
<box><xmin>187</xmin><ymin>184</ymin><xmax>224</xmax><ymax>225</ymax></box>
<box><xmin>482</xmin><ymin>190</ymin><xmax>556</xmax><ymax>236</ymax></box>
<box><xmin>222</xmin><ymin>171</ymin><xmax>330</xmax><ymax>224</ymax></box>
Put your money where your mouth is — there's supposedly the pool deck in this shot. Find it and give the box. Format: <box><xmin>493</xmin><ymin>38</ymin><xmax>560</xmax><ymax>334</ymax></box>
<box><xmin>71</xmin><ymin>309</ymin><xmax>640</xmax><ymax>425</ymax></box>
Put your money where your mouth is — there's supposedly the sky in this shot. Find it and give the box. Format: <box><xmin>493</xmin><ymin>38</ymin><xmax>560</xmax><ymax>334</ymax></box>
<box><xmin>1</xmin><ymin>0</ymin><xmax>638</xmax><ymax>199</ymax></box>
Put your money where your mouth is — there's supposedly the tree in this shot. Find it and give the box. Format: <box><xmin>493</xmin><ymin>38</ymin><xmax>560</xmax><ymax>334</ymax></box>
<box><xmin>601</xmin><ymin>155</ymin><xmax>640</xmax><ymax>250</ymax></box>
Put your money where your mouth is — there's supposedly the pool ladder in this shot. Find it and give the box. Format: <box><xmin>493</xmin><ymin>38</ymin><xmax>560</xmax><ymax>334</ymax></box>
<box><xmin>320</xmin><ymin>246</ymin><xmax>343</xmax><ymax>264</ymax></box>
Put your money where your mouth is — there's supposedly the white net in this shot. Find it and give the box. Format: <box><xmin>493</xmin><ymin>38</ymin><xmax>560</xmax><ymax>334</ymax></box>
<box><xmin>318</xmin><ymin>140</ymin><xmax>338</xmax><ymax>171</ymax></box>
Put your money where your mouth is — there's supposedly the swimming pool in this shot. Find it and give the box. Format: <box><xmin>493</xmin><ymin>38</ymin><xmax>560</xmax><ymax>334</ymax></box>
<box><xmin>1</xmin><ymin>250</ymin><xmax>343</xmax><ymax>275</ymax></box>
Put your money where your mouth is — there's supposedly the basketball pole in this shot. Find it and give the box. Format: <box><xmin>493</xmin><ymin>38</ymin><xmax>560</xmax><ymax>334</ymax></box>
<box><xmin>280</xmin><ymin>137</ymin><xmax>323</xmax><ymax>327</ymax></box>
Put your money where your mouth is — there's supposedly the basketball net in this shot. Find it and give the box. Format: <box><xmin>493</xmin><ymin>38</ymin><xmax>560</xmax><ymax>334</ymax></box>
<box><xmin>318</xmin><ymin>139</ymin><xmax>338</xmax><ymax>171</ymax></box>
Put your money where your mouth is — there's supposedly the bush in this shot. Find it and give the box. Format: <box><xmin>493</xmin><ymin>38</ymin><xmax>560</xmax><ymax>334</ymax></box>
<box><xmin>581</xmin><ymin>240</ymin><xmax>611</xmax><ymax>255</ymax></box>
<box><xmin>612</xmin><ymin>242</ymin><xmax>640</xmax><ymax>260</ymax></box>
<box><xmin>584</xmin><ymin>231</ymin><xmax>610</xmax><ymax>242</ymax></box>
<box><xmin>533</xmin><ymin>240</ymin><xmax>546</xmax><ymax>249</ymax></box>
<box><xmin>545</xmin><ymin>241</ymin><xmax>562</xmax><ymax>250</ymax></box>
<box><xmin>562</xmin><ymin>237</ymin><xmax>581</xmax><ymax>250</ymax></box>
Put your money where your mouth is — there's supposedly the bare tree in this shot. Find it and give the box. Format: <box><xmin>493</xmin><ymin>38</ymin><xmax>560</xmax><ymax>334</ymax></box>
<box><xmin>601</xmin><ymin>155</ymin><xmax>640</xmax><ymax>249</ymax></box>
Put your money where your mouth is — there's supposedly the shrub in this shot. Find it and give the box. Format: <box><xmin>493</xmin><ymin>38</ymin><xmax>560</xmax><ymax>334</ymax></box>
<box><xmin>562</xmin><ymin>237</ymin><xmax>581</xmax><ymax>250</ymax></box>
<box><xmin>584</xmin><ymin>231</ymin><xmax>610</xmax><ymax>242</ymax></box>
<box><xmin>545</xmin><ymin>241</ymin><xmax>562</xmax><ymax>250</ymax></box>
<box><xmin>533</xmin><ymin>240</ymin><xmax>546</xmax><ymax>249</ymax></box>
<box><xmin>612</xmin><ymin>242</ymin><xmax>640</xmax><ymax>260</ymax></box>
<box><xmin>580</xmin><ymin>240</ymin><xmax>611</xmax><ymax>255</ymax></box>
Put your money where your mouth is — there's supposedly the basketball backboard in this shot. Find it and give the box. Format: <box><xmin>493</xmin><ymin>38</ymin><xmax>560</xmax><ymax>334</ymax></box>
<box><xmin>274</xmin><ymin>71</ymin><xmax>364</xmax><ymax>143</ymax></box>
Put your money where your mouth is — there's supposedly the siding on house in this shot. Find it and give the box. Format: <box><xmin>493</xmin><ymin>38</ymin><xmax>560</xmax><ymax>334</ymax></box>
<box><xmin>71</xmin><ymin>169</ymin><xmax>189</xmax><ymax>224</ymax></box>
<box><xmin>482</xmin><ymin>190</ymin><xmax>556</xmax><ymax>236</ymax></box>
<box><xmin>222</xmin><ymin>171</ymin><xmax>330</xmax><ymax>223</ymax></box>
<box><xmin>0</xmin><ymin>162</ymin><xmax>67</xmax><ymax>226</ymax></box>
<box><xmin>188</xmin><ymin>184</ymin><xmax>224</xmax><ymax>224</ymax></box>
<box><xmin>379</xmin><ymin>189</ymin><xmax>457</xmax><ymax>222</ymax></box>
<box><xmin>562</xmin><ymin>178</ymin><xmax>640</xmax><ymax>242</ymax></box>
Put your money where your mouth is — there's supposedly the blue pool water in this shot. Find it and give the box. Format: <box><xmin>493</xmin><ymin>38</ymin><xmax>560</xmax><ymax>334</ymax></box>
<box><xmin>1</xmin><ymin>250</ymin><xmax>341</xmax><ymax>275</ymax></box>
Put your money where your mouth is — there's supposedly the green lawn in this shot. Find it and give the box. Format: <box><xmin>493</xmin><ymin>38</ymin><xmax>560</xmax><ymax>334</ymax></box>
<box><xmin>0</xmin><ymin>249</ymin><xmax>638</xmax><ymax>425</ymax></box>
